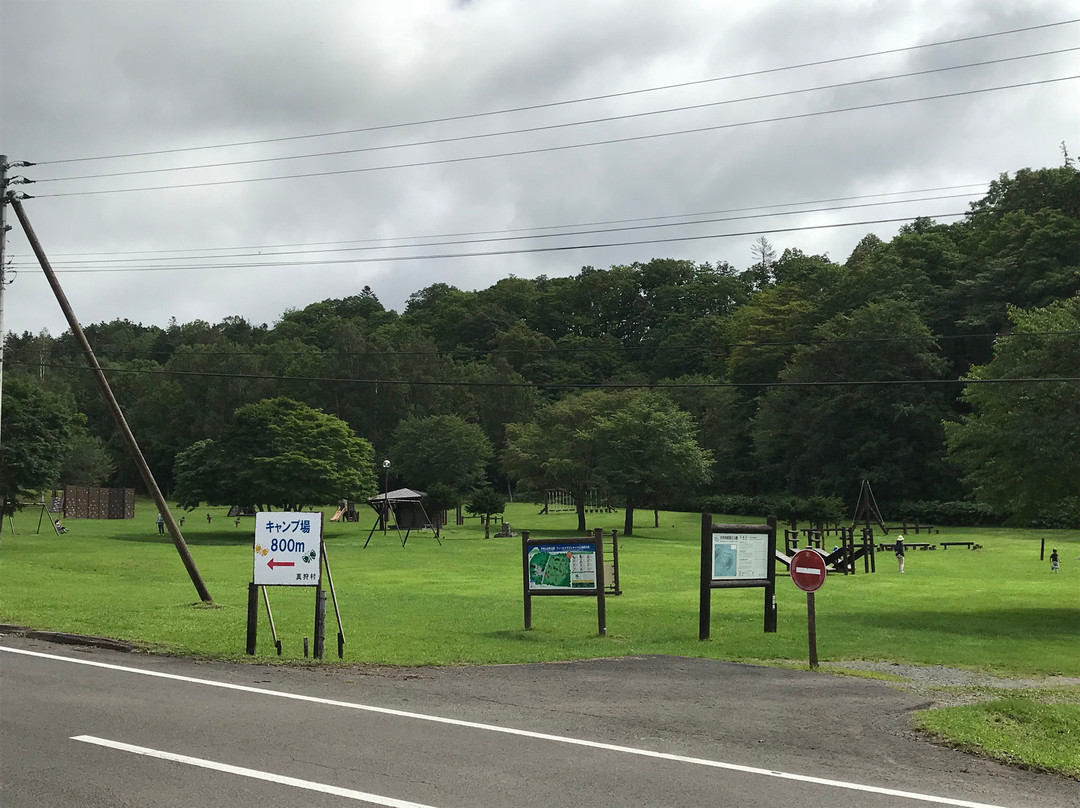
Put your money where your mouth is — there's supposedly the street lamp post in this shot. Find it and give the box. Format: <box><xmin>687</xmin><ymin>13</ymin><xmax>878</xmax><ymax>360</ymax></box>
<box><xmin>381</xmin><ymin>459</ymin><xmax>391</xmax><ymax>532</ymax></box>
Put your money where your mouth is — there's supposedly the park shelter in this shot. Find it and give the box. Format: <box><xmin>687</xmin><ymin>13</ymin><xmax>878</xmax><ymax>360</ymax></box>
<box><xmin>365</xmin><ymin>488</ymin><xmax>442</xmax><ymax>547</ymax></box>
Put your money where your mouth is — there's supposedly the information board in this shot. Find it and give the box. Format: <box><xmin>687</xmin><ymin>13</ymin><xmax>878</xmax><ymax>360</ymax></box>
<box><xmin>253</xmin><ymin>512</ymin><xmax>323</xmax><ymax>586</ymax></box>
<box><xmin>528</xmin><ymin>541</ymin><xmax>598</xmax><ymax>592</ymax></box>
<box><xmin>522</xmin><ymin>530</ymin><xmax>607</xmax><ymax>635</ymax></box>
<box><xmin>711</xmin><ymin>531</ymin><xmax>770</xmax><ymax>581</ymax></box>
<box><xmin>700</xmin><ymin>515</ymin><xmax>777</xmax><ymax>639</ymax></box>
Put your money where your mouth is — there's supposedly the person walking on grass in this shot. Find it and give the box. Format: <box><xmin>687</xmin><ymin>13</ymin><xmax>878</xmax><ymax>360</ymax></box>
<box><xmin>156</xmin><ymin>512</ymin><xmax>165</xmax><ymax>535</ymax></box>
<box><xmin>1050</xmin><ymin>548</ymin><xmax>1059</xmax><ymax>573</ymax></box>
<box><xmin>895</xmin><ymin>534</ymin><xmax>905</xmax><ymax>573</ymax></box>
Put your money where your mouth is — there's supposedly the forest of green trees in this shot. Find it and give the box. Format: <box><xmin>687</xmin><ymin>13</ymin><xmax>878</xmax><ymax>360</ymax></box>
<box><xmin>3</xmin><ymin>165</ymin><xmax>1078</xmax><ymax>529</ymax></box>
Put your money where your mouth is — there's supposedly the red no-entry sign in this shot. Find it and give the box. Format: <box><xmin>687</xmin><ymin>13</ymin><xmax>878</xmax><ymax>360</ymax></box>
<box><xmin>790</xmin><ymin>549</ymin><xmax>827</xmax><ymax>592</ymax></box>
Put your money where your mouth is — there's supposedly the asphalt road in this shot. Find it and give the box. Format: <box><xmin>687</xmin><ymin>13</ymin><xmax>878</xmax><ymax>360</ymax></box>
<box><xmin>1</xmin><ymin>635</ymin><xmax>1075</xmax><ymax>808</ymax></box>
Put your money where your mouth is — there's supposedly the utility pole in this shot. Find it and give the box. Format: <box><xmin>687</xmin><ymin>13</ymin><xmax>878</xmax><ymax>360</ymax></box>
<box><xmin>10</xmin><ymin>198</ymin><xmax>213</xmax><ymax>603</ymax></box>
<box><xmin>1</xmin><ymin>155</ymin><xmax>9</xmax><ymax>464</ymax></box>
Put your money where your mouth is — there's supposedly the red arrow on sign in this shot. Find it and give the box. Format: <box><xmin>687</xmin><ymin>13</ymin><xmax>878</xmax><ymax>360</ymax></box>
<box><xmin>267</xmin><ymin>559</ymin><xmax>295</xmax><ymax>570</ymax></box>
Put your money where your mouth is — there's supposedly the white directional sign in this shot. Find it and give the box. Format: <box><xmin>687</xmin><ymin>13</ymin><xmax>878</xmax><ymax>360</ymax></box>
<box><xmin>253</xmin><ymin>512</ymin><xmax>322</xmax><ymax>586</ymax></box>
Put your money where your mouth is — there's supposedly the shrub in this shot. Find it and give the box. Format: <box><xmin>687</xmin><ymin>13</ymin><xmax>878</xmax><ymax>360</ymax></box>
<box><xmin>697</xmin><ymin>493</ymin><xmax>844</xmax><ymax>525</ymax></box>
<box><xmin>888</xmin><ymin>500</ymin><xmax>1003</xmax><ymax>527</ymax></box>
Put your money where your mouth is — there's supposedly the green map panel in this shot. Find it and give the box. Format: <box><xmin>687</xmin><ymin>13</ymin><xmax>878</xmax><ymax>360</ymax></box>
<box><xmin>530</xmin><ymin>551</ymin><xmax>571</xmax><ymax>587</ymax></box>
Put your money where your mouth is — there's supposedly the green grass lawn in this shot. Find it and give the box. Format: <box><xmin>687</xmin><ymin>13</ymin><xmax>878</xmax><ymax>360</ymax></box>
<box><xmin>2</xmin><ymin>501</ymin><xmax>1076</xmax><ymax>674</ymax></box>
<box><xmin>4</xmin><ymin>501</ymin><xmax>1079</xmax><ymax>777</ymax></box>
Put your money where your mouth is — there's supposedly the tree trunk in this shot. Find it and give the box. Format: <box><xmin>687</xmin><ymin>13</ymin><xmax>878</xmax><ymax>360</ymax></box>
<box><xmin>653</xmin><ymin>507</ymin><xmax>659</xmax><ymax>528</ymax></box>
<box><xmin>624</xmin><ymin>499</ymin><xmax>634</xmax><ymax>536</ymax></box>
<box><xmin>575</xmin><ymin>497</ymin><xmax>587</xmax><ymax>532</ymax></box>
<box><xmin>484</xmin><ymin>514</ymin><xmax>490</xmax><ymax>539</ymax></box>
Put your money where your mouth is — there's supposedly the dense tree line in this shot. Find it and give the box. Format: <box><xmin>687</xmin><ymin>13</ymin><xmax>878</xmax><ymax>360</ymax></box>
<box><xmin>3</xmin><ymin>165</ymin><xmax>1078</xmax><ymax>526</ymax></box>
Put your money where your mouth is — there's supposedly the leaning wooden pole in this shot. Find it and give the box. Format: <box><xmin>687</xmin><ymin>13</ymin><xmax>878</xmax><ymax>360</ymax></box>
<box><xmin>10</xmin><ymin>199</ymin><xmax>212</xmax><ymax>602</ymax></box>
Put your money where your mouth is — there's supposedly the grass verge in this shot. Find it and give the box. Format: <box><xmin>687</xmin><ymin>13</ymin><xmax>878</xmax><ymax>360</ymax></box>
<box><xmin>915</xmin><ymin>687</ymin><xmax>1080</xmax><ymax>779</ymax></box>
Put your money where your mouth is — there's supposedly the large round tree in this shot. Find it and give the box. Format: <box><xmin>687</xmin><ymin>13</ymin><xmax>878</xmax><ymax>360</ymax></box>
<box><xmin>388</xmin><ymin>414</ymin><xmax>493</xmax><ymax>503</ymax></box>
<box><xmin>594</xmin><ymin>390</ymin><xmax>712</xmax><ymax>536</ymax></box>
<box><xmin>503</xmin><ymin>391</ymin><xmax>621</xmax><ymax>532</ymax></box>
<box><xmin>173</xmin><ymin>397</ymin><xmax>376</xmax><ymax>511</ymax></box>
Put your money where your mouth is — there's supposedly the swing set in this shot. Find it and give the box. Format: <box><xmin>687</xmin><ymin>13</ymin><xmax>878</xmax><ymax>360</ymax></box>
<box><xmin>1</xmin><ymin>499</ymin><xmax>66</xmax><ymax>538</ymax></box>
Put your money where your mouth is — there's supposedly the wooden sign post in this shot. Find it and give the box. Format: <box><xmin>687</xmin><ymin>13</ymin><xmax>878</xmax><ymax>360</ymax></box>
<box><xmin>523</xmin><ymin>529</ymin><xmax>607</xmax><ymax>636</ymax></box>
<box><xmin>699</xmin><ymin>514</ymin><xmax>777</xmax><ymax>640</ymax></box>
<box><xmin>246</xmin><ymin>512</ymin><xmax>345</xmax><ymax>659</ymax></box>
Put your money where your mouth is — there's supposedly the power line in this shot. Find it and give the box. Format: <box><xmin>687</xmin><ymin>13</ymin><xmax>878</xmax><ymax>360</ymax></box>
<box><xmin>33</xmin><ymin>75</ymin><xmax>1080</xmax><ymax>199</ymax></box>
<box><xmin>5</xmin><ymin>182</ymin><xmax>990</xmax><ymax>264</ymax></box>
<box><xmin>37</xmin><ymin>48</ymin><xmax>1079</xmax><ymax>184</ymax></box>
<box><xmin>9</xmin><ymin>360</ymin><xmax>1076</xmax><ymax>390</ymax></box>
<box><xmin>29</xmin><ymin>213</ymin><xmax>972</xmax><ymax>273</ymax></box>
<box><xmin>28</xmin><ymin>331</ymin><xmax>1080</xmax><ymax>362</ymax></box>
<box><xmin>9</xmin><ymin>193</ymin><xmax>980</xmax><ymax>268</ymax></box>
<box><xmin>32</xmin><ymin>17</ymin><xmax>1080</xmax><ymax>166</ymax></box>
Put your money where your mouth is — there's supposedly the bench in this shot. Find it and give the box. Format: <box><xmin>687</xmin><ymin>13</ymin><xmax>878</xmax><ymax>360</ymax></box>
<box><xmin>879</xmin><ymin>542</ymin><xmax>936</xmax><ymax>551</ymax></box>
<box><xmin>940</xmin><ymin>541</ymin><xmax>981</xmax><ymax>550</ymax></box>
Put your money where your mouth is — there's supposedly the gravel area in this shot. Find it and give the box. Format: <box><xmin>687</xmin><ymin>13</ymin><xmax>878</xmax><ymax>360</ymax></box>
<box><xmin>822</xmin><ymin>660</ymin><xmax>1080</xmax><ymax>707</ymax></box>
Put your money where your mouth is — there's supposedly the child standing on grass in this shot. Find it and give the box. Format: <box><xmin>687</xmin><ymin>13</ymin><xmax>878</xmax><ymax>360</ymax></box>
<box><xmin>895</xmin><ymin>534</ymin><xmax>905</xmax><ymax>573</ymax></box>
<box><xmin>1050</xmin><ymin>548</ymin><xmax>1059</xmax><ymax>573</ymax></box>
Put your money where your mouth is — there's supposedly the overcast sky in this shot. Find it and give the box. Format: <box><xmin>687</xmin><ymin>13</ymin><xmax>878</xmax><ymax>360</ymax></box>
<box><xmin>2</xmin><ymin>1</ymin><xmax>1078</xmax><ymax>338</ymax></box>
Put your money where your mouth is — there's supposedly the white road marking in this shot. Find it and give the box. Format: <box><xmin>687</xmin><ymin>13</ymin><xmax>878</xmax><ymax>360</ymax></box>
<box><xmin>72</xmin><ymin>735</ymin><xmax>438</xmax><ymax>807</ymax></box>
<box><xmin>6</xmin><ymin>646</ymin><xmax>1010</xmax><ymax>808</ymax></box>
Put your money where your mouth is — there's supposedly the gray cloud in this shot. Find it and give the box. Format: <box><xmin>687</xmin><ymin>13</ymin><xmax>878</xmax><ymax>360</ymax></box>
<box><xmin>3</xmin><ymin>0</ymin><xmax>1078</xmax><ymax>336</ymax></box>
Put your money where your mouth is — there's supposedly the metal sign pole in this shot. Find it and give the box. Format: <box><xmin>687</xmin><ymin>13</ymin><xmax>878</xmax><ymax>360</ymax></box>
<box><xmin>807</xmin><ymin>591</ymin><xmax>819</xmax><ymax>668</ymax></box>
<box><xmin>261</xmin><ymin>586</ymin><xmax>282</xmax><ymax>656</ymax></box>
<box><xmin>313</xmin><ymin>514</ymin><xmax>327</xmax><ymax>660</ymax></box>
<box><xmin>313</xmin><ymin>586</ymin><xmax>327</xmax><ymax>660</ymax></box>
<box><xmin>320</xmin><ymin>536</ymin><xmax>346</xmax><ymax>659</ymax></box>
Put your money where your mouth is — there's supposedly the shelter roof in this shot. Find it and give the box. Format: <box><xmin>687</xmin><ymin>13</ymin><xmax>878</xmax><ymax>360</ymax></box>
<box><xmin>368</xmin><ymin>488</ymin><xmax>427</xmax><ymax>503</ymax></box>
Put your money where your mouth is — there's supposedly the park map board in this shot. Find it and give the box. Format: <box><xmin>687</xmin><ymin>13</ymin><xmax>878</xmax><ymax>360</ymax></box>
<box><xmin>522</xmin><ymin>530</ymin><xmax>607</xmax><ymax>635</ymax></box>
<box><xmin>528</xmin><ymin>542</ymin><xmax>597</xmax><ymax>591</ymax></box>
